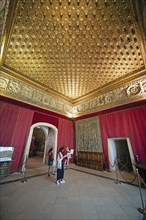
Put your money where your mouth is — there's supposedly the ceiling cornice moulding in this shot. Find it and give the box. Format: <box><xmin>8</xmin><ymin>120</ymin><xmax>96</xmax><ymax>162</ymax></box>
<box><xmin>0</xmin><ymin>72</ymin><xmax>145</xmax><ymax>118</ymax></box>
<box><xmin>73</xmin><ymin>67</ymin><xmax>146</xmax><ymax>104</ymax></box>
<box><xmin>0</xmin><ymin>65</ymin><xmax>71</xmax><ymax>103</ymax></box>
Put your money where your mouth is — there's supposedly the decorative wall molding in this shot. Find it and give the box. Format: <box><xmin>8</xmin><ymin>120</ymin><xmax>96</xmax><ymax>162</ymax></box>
<box><xmin>75</xmin><ymin>76</ymin><xmax>146</xmax><ymax>116</ymax></box>
<box><xmin>0</xmin><ymin>73</ymin><xmax>146</xmax><ymax>117</ymax></box>
<box><xmin>0</xmin><ymin>72</ymin><xmax>73</xmax><ymax>116</ymax></box>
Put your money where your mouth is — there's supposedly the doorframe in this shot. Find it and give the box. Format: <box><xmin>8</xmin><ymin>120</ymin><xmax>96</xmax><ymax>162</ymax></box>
<box><xmin>22</xmin><ymin>122</ymin><xmax>58</xmax><ymax>172</ymax></box>
<box><xmin>108</xmin><ymin>137</ymin><xmax>136</xmax><ymax>173</ymax></box>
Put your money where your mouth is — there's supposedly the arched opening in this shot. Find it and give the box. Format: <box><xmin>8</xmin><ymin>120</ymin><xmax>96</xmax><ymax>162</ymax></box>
<box><xmin>29</xmin><ymin>127</ymin><xmax>46</xmax><ymax>158</ymax></box>
<box><xmin>22</xmin><ymin>122</ymin><xmax>58</xmax><ymax>172</ymax></box>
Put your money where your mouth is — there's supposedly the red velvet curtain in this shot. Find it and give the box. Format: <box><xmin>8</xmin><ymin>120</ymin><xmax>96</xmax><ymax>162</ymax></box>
<box><xmin>57</xmin><ymin>118</ymin><xmax>75</xmax><ymax>162</ymax></box>
<box><xmin>100</xmin><ymin>106</ymin><xmax>146</xmax><ymax>168</ymax></box>
<box><xmin>0</xmin><ymin>102</ymin><xmax>34</xmax><ymax>172</ymax></box>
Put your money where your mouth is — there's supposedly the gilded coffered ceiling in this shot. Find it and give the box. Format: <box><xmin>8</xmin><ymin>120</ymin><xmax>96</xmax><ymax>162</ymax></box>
<box><xmin>0</xmin><ymin>0</ymin><xmax>146</xmax><ymax>117</ymax></box>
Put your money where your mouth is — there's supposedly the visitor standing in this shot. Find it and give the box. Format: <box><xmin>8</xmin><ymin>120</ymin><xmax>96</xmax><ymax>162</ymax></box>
<box><xmin>56</xmin><ymin>147</ymin><xmax>67</xmax><ymax>185</ymax></box>
<box><xmin>64</xmin><ymin>146</ymin><xmax>71</xmax><ymax>169</ymax></box>
<box><xmin>48</xmin><ymin>148</ymin><xmax>55</xmax><ymax>176</ymax></box>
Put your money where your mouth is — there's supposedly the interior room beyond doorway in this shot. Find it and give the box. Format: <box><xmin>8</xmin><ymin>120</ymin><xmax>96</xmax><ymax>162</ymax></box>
<box><xmin>108</xmin><ymin>138</ymin><xmax>136</xmax><ymax>173</ymax></box>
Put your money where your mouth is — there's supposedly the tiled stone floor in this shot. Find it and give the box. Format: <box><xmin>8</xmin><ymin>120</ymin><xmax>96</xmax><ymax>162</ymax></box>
<box><xmin>0</xmin><ymin>157</ymin><xmax>146</xmax><ymax>220</ymax></box>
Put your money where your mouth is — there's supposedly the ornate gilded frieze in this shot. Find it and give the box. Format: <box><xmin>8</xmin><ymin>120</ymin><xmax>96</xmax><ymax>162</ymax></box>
<box><xmin>0</xmin><ymin>73</ymin><xmax>72</xmax><ymax>116</ymax></box>
<box><xmin>0</xmin><ymin>73</ymin><xmax>145</xmax><ymax>117</ymax></box>
<box><xmin>74</xmin><ymin>75</ymin><xmax>146</xmax><ymax>116</ymax></box>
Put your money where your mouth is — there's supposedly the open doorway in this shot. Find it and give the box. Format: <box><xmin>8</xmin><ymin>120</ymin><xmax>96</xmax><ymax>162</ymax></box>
<box><xmin>22</xmin><ymin>122</ymin><xmax>58</xmax><ymax>172</ymax></box>
<box><xmin>108</xmin><ymin>138</ymin><xmax>136</xmax><ymax>173</ymax></box>
<box><xmin>27</xmin><ymin>127</ymin><xmax>46</xmax><ymax>169</ymax></box>
<box><xmin>29</xmin><ymin>127</ymin><xmax>46</xmax><ymax>158</ymax></box>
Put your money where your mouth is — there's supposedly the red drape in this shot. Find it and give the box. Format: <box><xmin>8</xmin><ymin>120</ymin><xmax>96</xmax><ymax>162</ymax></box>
<box><xmin>57</xmin><ymin>118</ymin><xmax>75</xmax><ymax>162</ymax></box>
<box><xmin>0</xmin><ymin>102</ymin><xmax>34</xmax><ymax>172</ymax></box>
<box><xmin>100</xmin><ymin>106</ymin><xmax>146</xmax><ymax>168</ymax></box>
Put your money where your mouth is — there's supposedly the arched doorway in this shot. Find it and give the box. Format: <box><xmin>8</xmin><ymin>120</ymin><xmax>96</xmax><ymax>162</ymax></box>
<box><xmin>29</xmin><ymin>127</ymin><xmax>46</xmax><ymax>158</ymax></box>
<box><xmin>22</xmin><ymin>122</ymin><xmax>58</xmax><ymax>172</ymax></box>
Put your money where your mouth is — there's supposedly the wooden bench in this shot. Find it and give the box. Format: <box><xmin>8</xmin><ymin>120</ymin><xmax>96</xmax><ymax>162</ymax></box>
<box><xmin>76</xmin><ymin>151</ymin><xmax>104</xmax><ymax>171</ymax></box>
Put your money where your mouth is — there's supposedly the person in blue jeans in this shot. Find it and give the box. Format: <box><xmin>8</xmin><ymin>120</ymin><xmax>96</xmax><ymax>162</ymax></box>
<box><xmin>48</xmin><ymin>148</ymin><xmax>55</xmax><ymax>176</ymax></box>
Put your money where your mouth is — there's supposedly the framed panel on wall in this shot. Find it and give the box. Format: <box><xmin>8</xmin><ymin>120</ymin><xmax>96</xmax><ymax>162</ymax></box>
<box><xmin>0</xmin><ymin>146</ymin><xmax>15</xmax><ymax>162</ymax></box>
<box><xmin>75</xmin><ymin>116</ymin><xmax>103</xmax><ymax>153</ymax></box>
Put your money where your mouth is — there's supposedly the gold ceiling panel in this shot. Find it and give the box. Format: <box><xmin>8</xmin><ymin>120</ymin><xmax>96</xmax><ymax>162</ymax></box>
<box><xmin>1</xmin><ymin>0</ymin><xmax>146</xmax><ymax>104</ymax></box>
